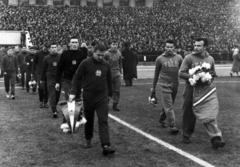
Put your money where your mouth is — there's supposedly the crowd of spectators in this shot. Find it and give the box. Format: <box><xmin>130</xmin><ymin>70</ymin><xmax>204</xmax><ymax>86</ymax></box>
<box><xmin>0</xmin><ymin>0</ymin><xmax>239</xmax><ymax>54</ymax></box>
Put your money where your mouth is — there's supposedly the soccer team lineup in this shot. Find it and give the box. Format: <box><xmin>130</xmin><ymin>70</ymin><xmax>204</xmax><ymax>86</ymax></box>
<box><xmin>1</xmin><ymin>1</ymin><xmax>240</xmax><ymax>167</ymax></box>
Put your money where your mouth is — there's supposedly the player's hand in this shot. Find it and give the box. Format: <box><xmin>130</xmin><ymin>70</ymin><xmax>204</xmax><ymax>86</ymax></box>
<box><xmin>55</xmin><ymin>83</ymin><xmax>60</xmax><ymax>91</ymax></box>
<box><xmin>150</xmin><ymin>88</ymin><xmax>155</xmax><ymax>93</ymax></box>
<box><xmin>69</xmin><ymin>94</ymin><xmax>76</xmax><ymax>102</ymax></box>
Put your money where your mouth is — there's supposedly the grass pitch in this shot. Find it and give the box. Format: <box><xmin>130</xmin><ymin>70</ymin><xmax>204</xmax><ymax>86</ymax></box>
<box><xmin>0</xmin><ymin>77</ymin><xmax>240</xmax><ymax>167</ymax></box>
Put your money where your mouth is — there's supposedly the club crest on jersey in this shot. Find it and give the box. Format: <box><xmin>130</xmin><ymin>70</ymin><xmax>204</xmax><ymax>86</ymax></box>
<box><xmin>95</xmin><ymin>70</ymin><xmax>102</xmax><ymax>77</ymax></box>
<box><xmin>72</xmin><ymin>60</ymin><xmax>76</xmax><ymax>65</ymax></box>
<box><xmin>53</xmin><ymin>62</ymin><xmax>57</xmax><ymax>66</ymax></box>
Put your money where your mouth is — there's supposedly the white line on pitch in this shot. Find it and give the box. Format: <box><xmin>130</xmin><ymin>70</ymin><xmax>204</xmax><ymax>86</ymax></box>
<box><xmin>109</xmin><ymin>114</ymin><xmax>215</xmax><ymax>167</ymax></box>
<box><xmin>0</xmin><ymin>87</ymin><xmax>21</xmax><ymax>90</ymax></box>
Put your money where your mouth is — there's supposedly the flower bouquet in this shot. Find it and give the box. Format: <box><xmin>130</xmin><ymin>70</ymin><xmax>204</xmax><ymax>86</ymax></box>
<box><xmin>189</xmin><ymin>62</ymin><xmax>219</xmax><ymax>123</ymax></box>
<box><xmin>188</xmin><ymin>62</ymin><xmax>216</xmax><ymax>86</ymax></box>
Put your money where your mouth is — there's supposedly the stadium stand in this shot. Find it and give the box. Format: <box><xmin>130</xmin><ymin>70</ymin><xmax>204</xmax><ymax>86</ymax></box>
<box><xmin>0</xmin><ymin>0</ymin><xmax>239</xmax><ymax>62</ymax></box>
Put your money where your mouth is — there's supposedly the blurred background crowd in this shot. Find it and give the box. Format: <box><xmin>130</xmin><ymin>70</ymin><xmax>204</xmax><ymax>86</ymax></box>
<box><xmin>0</xmin><ymin>0</ymin><xmax>240</xmax><ymax>55</ymax></box>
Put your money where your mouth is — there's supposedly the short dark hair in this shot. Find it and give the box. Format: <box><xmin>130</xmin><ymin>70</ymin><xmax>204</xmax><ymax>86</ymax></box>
<box><xmin>43</xmin><ymin>43</ymin><xmax>50</xmax><ymax>48</ymax></box>
<box><xmin>195</xmin><ymin>38</ymin><xmax>208</xmax><ymax>47</ymax></box>
<box><xmin>69</xmin><ymin>36</ymin><xmax>78</xmax><ymax>42</ymax></box>
<box><xmin>123</xmin><ymin>41</ymin><xmax>130</xmax><ymax>47</ymax></box>
<box><xmin>94</xmin><ymin>43</ymin><xmax>106</xmax><ymax>52</ymax></box>
<box><xmin>165</xmin><ymin>39</ymin><xmax>175</xmax><ymax>45</ymax></box>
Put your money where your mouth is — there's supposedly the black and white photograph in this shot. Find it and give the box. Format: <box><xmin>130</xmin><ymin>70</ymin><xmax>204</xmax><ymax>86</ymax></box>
<box><xmin>0</xmin><ymin>0</ymin><xmax>240</xmax><ymax>167</ymax></box>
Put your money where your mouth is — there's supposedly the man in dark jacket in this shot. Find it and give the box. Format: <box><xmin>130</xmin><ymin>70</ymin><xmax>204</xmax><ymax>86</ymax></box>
<box><xmin>17</xmin><ymin>46</ymin><xmax>28</xmax><ymax>90</ymax></box>
<box><xmin>1</xmin><ymin>48</ymin><xmax>19</xmax><ymax>100</ymax></box>
<box><xmin>33</xmin><ymin>44</ymin><xmax>49</xmax><ymax>108</ymax></box>
<box><xmin>14</xmin><ymin>45</ymin><xmax>21</xmax><ymax>86</ymax></box>
<box><xmin>132</xmin><ymin>50</ymin><xmax>138</xmax><ymax>79</ymax></box>
<box><xmin>69</xmin><ymin>43</ymin><xmax>115</xmax><ymax>156</ymax></box>
<box><xmin>25</xmin><ymin>46</ymin><xmax>36</xmax><ymax>93</ymax></box>
<box><xmin>0</xmin><ymin>46</ymin><xmax>7</xmax><ymax>78</ymax></box>
<box><xmin>55</xmin><ymin>37</ymin><xmax>87</xmax><ymax>123</ymax></box>
<box><xmin>80</xmin><ymin>43</ymin><xmax>88</xmax><ymax>55</ymax></box>
<box><xmin>41</xmin><ymin>43</ymin><xmax>61</xmax><ymax>118</ymax></box>
<box><xmin>121</xmin><ymin>41</ymin><xmax>135</xmax><ymax>86</ymax></box>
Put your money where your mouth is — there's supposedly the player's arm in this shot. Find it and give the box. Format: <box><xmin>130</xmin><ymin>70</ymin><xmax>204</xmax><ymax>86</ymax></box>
<box><xmin>119</xmin><ymin>52</ymin><xmax>123</xmax><ymax>74</ymax></box>
<box><xmin>152</xmin><ymin>57</ymin><xmax>161</xmax><ymax>92</ymax></box>
<box><xmin>32</xmin><ymin>53</ymin><xmax>38</xmax><ymax>74</ymax></box>
<box><xmin>41</xmin><ymin>57</ymin><xmax>47</xmax><ymax>82</ymax></box>
<box><xmin>56</xmin><ymin>52</ymin><xmax>65</xmax><ymax>84</ymax></box>
<box><xmin>69</xmin><ymin>61</ymin><xmax>85</xmax><ymax>101</ymax></box>
<box><xmin>106</xmin><ymin>63</ymin><xmax>113</xmax><ymax>97</ymax></box>
<box><xmin>179</xmin><ymin>56</ymin><xmax>192</xmax><ymax>80</ymax></box>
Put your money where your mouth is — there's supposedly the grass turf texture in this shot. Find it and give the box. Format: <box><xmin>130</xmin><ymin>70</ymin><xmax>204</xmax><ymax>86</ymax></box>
<box><xmin>0</xmin><ymin>77</ymin><xmax>240</xmax><ymax>167</ymax></box>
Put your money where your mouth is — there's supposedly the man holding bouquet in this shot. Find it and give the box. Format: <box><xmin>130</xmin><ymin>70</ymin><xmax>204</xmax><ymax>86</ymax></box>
<box><xmin>179</xmin><ymin>38</ymin><xmax>225</xmax><ymax>150</ymax></box>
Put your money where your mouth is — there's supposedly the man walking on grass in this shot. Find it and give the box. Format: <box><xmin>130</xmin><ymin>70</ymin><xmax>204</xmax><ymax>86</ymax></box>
<box><xmin>69</xmin><ymin>43</ymin><xmax>115</xmax><ymax>156</ymax></box>
<box><xmin>33</xmin><ymin>44</ymin><xmax>49</xmax><ymax>108</ymax></box>
<box><xmin>151</xmin><ymin>39</ymin><xmax>183</xmax><ymax>134</ymax></box>
<box><xmin>25</xmin><ymin>46</ymin><xmax>37</xmax><ymax>93</ymax></box>
<box><xmin>1</xmin><ymin>48</ymin><xmax>19</xmax><ymax>100</ymax></box>
<box><xmin>104</xmin><ymin>39</ymin><xmax>122</xmax><ymax>111</ymax></box>
<box><xmin>55</xmin><ymin>37</ymin><xmax>87</xmax><ymax>126</ymax></box>
<box><xmin>179</xmin><ymin>38</ymin><xmax>225</xmax><ymax>150</ymax></box>
<box><xmin>41</xmin><ymin>43</ymin><xmax>61</xmax><ymax>118</ymax></box>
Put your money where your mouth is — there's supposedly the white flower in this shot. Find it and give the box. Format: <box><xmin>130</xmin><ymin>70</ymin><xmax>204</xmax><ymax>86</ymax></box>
<box><xmin>205</xmin><ymin>72</ymin><xmax>212</xmax><ymax>80</ymax></box>
<box><xmin>201</xmin><ymin>62</ymin><xmax>211</xmax><ymax>69</ymax></box>
<box><xmin>193</xmin><ymin>74</ymin><xmax>200</xmax><ymax>81</ymax></box>
<box><xmin>60</xmin><ymin>123</ymin><xmax>69</xmax><ymax>129</ymax></box>
<box><xmin>233</xmin><ymin>48</ymin><xmax>239</xmax><ymax>55</ymax></box>
<box><xmin>60</xmin><ymin>123</ymin><xmax>70</xmax><ymax>133</ymax></box>
<box><xmin>194</xmin><ymin>66</ymin><xmax>201</xmax><ymax>71</ymax></box>
<box><xmin>29</xmin><ymin>81</ymin><xmax>32</xmax><ymax>86</ymax></box>
<box><xmin>189</xmin><ymin>68</ymin><xmax>196</xmax><ymax>75</ymax></box>
<box><xmin>201</xmin><ymin>72</ymin><xmax>212</xmax><ymax>83</ymax></box>
<box><xmin>198</xmin><ymin>72</ymin><xmax>205</xmax><ymax>78</ymax></box>
<box><xmin>189</xmin><ymin>78</ymin><xmax>196</xmax><ymax>86</ymax></box>
<box><xmin>63</xmin><ymin>128</ymin><xmax>70</xmax><ymax>133</ymax></box>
